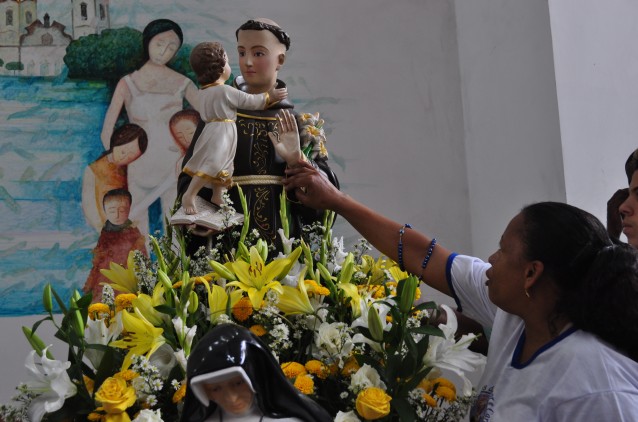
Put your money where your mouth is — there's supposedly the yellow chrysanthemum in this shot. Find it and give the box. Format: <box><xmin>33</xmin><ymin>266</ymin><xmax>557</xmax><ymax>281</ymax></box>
<box><xmin>87</xmin><ymin>413</ymin><xmax>103</xmax><ymax>421</ymax></box>
<box><xmin>369</xmin><ymin>285</ymin><xmax>386</xmax><ymax>299</ymax></box>
<box><xmin>415</xmin><ymin>286</ymin><xmax>421</xmax><ymax>301</ymax></box>
<box><xmin>114</xmin><ymin>369</ymin><xmax>139</xmax><ymax>382</ymax></box>
<box><xmin>435</xmin><ymin>385</ymin><xmax>456</xmax><ymax>402</ymax></box>
<box><xmin>341</xmin><ymin>357</ymin><xmax>360</xmax><ymax>377</ymax></box>
<box><xmin>422</xmin><ymin>393</ymin><xmax>438</xmax><ymax>408</ymax></box>
<box><xmin>88</xmin><ymin>303</ymin><xmax>111</xmax><ymax>321</ymax></box>
<box><xmin>249</xmin><ymin>324</ymin><xmax>267</xmax><ymax>336</ymax></box>
<box><xmin>304</xmin><ymin>280</ymin><xmax>330</xmax><ymax>296</ymax></box>
<box><xmin>294</xmin><ymin>374</ymin><xmax>315</xmax><ymax>395</ymax></box>
<box><xmin>173</xmin><ymin>382</ymin><xmax>187</xmax><ymax>404</ymax></box>
<box><xmin>305</xmin><ymin>360</ymin><xmax>329</xmax><ymax>379</ymax></box>
<box><xmin>83</xmin><ymin>375</ymin><xmax>95</xmax><ymax>396</ymax></box>
<box><xmin>417</xmin><ymin>378</ymin><xmax>433</xmax><ymax>393</ymax></box>
<box><xmin>114</xmin><ymin>293</ymin><xmax>137</xmax><ymax>313</ymax></box>
<box><xmin>432</xmin><ymin>377</ymin><xmax>456</xmax><ymax>393</ymax></box>
<box><xmin>232</xmin><ymin>296</ymin><xmax>254</xmax><ymax>322</ymax></box>
<box><xmin>281</xmin><ymin>361</ymin><xmax>307</xmax><ymax>379</ymax></box>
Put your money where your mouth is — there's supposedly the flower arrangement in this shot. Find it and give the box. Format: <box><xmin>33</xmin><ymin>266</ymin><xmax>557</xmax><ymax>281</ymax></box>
<box><xmin>0</xmin><ymin>190</ymin><xmax>485</xmax><ymax>422</ymax></box>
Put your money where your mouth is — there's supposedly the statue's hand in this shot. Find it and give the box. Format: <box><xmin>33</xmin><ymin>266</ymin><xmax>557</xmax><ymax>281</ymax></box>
<box><xmin>268</xmin><ymin>109</ymin><xmax>304</xmax><ymax>167</ymax></box>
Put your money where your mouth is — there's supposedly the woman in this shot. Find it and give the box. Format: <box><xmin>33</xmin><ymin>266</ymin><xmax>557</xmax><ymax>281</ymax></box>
<box><xmin>101</xmin><ymin>19</ymin><xmax>197</xmax><ymax>236</ymax></box>
<box><xmin>181</xmin><ymin>324</ymin><xmax>332</xmax><ymax>422</ymax></box>
<box><xmin>283</xmin><ymin>153</ymin><xmax>638</xmax><ymax>420</ymax></box>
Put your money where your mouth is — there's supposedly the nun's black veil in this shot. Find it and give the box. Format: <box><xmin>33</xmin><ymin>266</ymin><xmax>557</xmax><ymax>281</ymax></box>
<box><xmin>180</xmin><ymin>324</ymin><xmax>332</xmax><ymax>422</ymax></box>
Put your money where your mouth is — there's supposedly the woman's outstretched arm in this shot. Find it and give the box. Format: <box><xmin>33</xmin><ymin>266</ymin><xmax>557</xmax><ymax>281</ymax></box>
<box><xmin>284</xmin><ymin>161</ymin><xmax>454</xmax><ymax>297</ymax></box>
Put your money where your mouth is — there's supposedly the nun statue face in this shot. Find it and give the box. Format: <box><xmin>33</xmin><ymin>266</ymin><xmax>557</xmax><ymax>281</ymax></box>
<box><xmin>202</xmin><ymin>376</ymin><xmax>254</xmax><ymax>416</ymax></box>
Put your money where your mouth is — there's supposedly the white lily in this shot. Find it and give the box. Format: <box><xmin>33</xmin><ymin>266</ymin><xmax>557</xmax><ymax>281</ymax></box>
<box><xmin>174</xmin><ymin>349</ymin><xmax>188</xmax><ymax>372</ymax></box>
<box><xmin>327</xmin><ymin>236</ymin><xmax>348</xmax><ymax>273</ymax></box>
<box><xmin>351</xmin><ymin>298</ymin><xmax>391</xmax><ymax>353</ymax></box>
<box><xmin>132</xmin><ymin>409</ymin><xmax>163</xmax><ymax>422</ymax></box>
<box><xmin>24</xmin><ymin>346</ymin><xmax>77</xmax><ymax>422</ymax></box>
<box><xmin>84</xmin><ymin>317</ymin><xmax>122</xmax><ymax>370</ymax></box>
<box><xmin>422</xmin><ymin>304</ymin><xmax>487</xmax><ymax>395</ymax></box>
<box><xmin>148</xmin><ymin>343</ymin><xmax>178</xmax><ymax>378</ymax></box>
<box><xmin>172</xmin><ymin>316</ymin><xmax>197</xmax><ymax>355</ymax></box>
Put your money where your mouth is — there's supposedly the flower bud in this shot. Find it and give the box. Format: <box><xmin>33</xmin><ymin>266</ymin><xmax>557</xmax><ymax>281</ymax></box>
<box><xmin>367</xmin><ymin>305</ymin><xmax>384</xmax><ymax>342</ymax></box>
<box><xmin>22</xmin><ymin>326</ymin><xmax>47</xmax><ymax>357</ymax></box>
<box><xmin>399</xmin><ymin>276</ymin><xmax>418</xmax><ymax>314</ymax></box>
<box><xmin>42</xmin><ymin>283</ymin><xmax>53</xmax><ymax>314</ymax></box>
<box><xmin>209</xmin><ymin>260</ymin><xmax>237</xmax><ymax>281</ymax></box>
<box><xmin>187</xmin><ymin>291</ymin><xmax>199</xmax><ymax>314</ymax></box>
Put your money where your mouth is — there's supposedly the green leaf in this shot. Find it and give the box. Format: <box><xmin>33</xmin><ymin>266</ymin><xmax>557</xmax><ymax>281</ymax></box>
<box><xmin>410</xmin><ymin>325</ymin><xmax>445</xmax><ymax>337</ymax></box>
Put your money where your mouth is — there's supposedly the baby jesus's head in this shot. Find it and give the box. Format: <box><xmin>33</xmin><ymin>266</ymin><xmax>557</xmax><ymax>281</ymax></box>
<box><xmin>190</xmin><ymin>41</ymin><xmax>231</xmax><ymax>86</ymax></box>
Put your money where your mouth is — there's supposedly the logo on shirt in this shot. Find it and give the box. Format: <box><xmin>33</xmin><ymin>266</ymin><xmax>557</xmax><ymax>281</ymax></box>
<box><xmin>470</xmin><ymin>385</ymin><xmax>494</xmax><ymax>422</ymax></box>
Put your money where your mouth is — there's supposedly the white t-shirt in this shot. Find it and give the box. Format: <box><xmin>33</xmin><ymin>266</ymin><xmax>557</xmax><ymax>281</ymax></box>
<box><xmin>447</xmin><ymin>253</ymin><xmax>638</xmax><ymax>422</ymax></box>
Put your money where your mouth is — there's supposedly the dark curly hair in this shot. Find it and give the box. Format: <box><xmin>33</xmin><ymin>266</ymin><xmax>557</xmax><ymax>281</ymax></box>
<box><xmin>235</xmin><ymin>19</ymin><xmax>291</xmax><ymax>51</ymax></box>
<box><xmin>189</xmin><ymin>42</ymin><xmax>226</xmax><ymax>86</ymax></box>
<box><xmin>521</xmin><ymin>202</ymin><xmax>638</xmax><ymax>361</ymax></box>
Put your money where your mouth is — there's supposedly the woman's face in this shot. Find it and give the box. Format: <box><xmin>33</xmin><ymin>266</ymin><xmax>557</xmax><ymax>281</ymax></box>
<box><xmin>148</xmin><ymin>30</ymin><xmax>181</xmax><ymax>65</ymax></box>
<box><xmin>112</xmin><ymin>140</ymin><xmax>142</xmax><ymax>165</ymax></box>
<box><xmin>171</xmin><ymin>119</ymin><xmax>197</xmax><ymax>152</ymax></box>
<box><xmin>486</xmin><ymin>213</ymin><xmax>529</xmax><ymax>311</ymax></box>
<box><xmin>237</xmin><ymin>29</ymin><xmax>284</xmax><ymax>93</ymax></box>
<box><xmin>202</xmin><ymin>376</ymin><xmax>254</xmax><ymax>415</ymax></box>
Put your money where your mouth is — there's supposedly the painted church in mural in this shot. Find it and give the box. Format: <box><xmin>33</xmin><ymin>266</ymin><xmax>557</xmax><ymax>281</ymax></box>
<box><xmin>0</xmin><ymin>0</ymin><xmax>109</xmax><ymax>76</ymax></box>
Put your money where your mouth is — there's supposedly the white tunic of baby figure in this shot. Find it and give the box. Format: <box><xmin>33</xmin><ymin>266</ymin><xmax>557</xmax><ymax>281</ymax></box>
<box><xmin>183</xmin><ymin>84</ymin><xmax>267</xmax><ymax>184</ymax></box>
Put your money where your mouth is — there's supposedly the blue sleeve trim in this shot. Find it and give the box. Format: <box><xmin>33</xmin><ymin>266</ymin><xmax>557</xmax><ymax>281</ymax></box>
<box><xmin>445</xmin><ymin>253</ymin><xmax>462</xmax><ymax>312</ymax></box>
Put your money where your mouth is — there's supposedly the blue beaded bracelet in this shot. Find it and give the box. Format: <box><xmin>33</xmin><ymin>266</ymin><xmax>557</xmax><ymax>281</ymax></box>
<box><xmin>419</xmin><ymin>238</ymin><xmax>437</xmax><ymax>280</ymax></box>
<box><xmin>398</xmin><ymin>224</ymin><xmax>412</xmax><ymax>271</ymax></box>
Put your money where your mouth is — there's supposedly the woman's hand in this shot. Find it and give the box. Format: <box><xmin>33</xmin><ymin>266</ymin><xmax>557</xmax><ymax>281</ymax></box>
<box><xmin>268</xmin><ymin>110</ymin><xmax>304</xmax><ymax>166</ymax></box>
<box><xmin>284</xmin><ymin>160</ymin><xmax>344</xmax><ymax>211</ymax></box>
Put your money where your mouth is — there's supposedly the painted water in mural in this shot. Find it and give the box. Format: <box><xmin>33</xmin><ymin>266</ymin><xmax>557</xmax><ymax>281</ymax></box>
<box><xmin>0</xmin><ymin>75</ymin><xmax>109</xmax><ymax>315</ymax></box>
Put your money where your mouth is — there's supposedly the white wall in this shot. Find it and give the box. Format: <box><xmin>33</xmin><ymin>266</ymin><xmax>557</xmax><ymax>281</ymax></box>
<box><xmin>454</xmin><ymin>0</ymin><xmax>566</xmax><ymax>261</ymax></box>
<box><xmin>548</xmin><ymin>0</ymin><xmax>638</xmax><ymax>226</ymax></box>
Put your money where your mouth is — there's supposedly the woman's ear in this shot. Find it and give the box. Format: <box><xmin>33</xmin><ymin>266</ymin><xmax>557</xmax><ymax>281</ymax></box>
<box><xmin>523</xmin><ymin>260</ymin><xmax>544</xmax><ymax>290</ymax></box>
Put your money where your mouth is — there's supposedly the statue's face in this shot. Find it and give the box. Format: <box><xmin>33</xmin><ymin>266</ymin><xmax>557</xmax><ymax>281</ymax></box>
<box><xmin>103</xmin><ymin>196</ymin><xmax>131</xmax><ymax>226</ymax></box>
<box><xmin>148</xmin><ymin>30</ymin><xmax>181</xmax><ymax>65</ymax></box>
<box><xmin>202</xmin><ymin>376</ymin><xmax>254</xmax><ymax>415</ymax></box>
<box><xmin>237</xmin><ymin>29</ymin><xmax>285</xmax><ymax>93</ymax></box>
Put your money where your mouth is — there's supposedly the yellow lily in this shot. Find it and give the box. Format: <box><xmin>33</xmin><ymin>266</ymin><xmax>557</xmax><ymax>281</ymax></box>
<box><xmin>204</xmin><ymin>283</ymin><xmax>242</xmax><ymax>323</ymax></box>
<box><xmin>359</xmin><ymin>255</ymin><xmax>389</xmax><ymax>285</ymax></box>
<box><xmin>132</xmin><ymin>283</ymin><xmax>167</xmax><ymax>327</ymax></box>
<box><xmin>226</xmin><ymin>246</ymin><xmax>291</xmax><ymax>309</ymax></box>
<box><xmin>387</xmin><ymin>264</ymin><xmax>409</xmax><ymax>284</ymax></box>
<box><xmin>278</xmin><ymin>271</ymin><xmax>315</xmax><ymax>315</ymax></box>
<box><xmin>110</xmin><ymin>308</ymin><xmax>165</xmax><ymax>370</ymax></box>
<box><xmin>100</xmin><ymin>251</ymin><xmax>138</xmax><ymax>293</ymax></box>
<box><xmin>338</xmin><ymin>282</ymin><xmax>363</xmax><ymax>318</ymax></box>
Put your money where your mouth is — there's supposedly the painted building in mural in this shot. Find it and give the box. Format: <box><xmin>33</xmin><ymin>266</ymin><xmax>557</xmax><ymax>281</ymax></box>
<box><xmin>0</xmin><ymin>0</ymin><xmax>110</xmax><ymax>76</ymax></box>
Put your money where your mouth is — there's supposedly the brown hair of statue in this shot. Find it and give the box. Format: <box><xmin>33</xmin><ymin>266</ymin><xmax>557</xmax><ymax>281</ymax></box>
<box><xmin>189</xmin><ymin>42</ymin><xmax>227</xmax><ymax>86</ymax></box>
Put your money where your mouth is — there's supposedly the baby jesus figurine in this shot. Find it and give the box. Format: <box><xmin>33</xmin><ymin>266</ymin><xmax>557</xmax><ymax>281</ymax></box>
<box><xmin>180</xmin><ymin>41</ymin><xmax>287</xmax><ymax>215</ymax></box>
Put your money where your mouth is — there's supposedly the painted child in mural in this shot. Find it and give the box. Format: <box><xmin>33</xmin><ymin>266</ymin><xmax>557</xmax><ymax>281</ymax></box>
<box><xmin>181</xmin><ymin>41</ymin><xmax>288</xmax><ymax>213</ymax></box>
<box><xmin>83</xmin><ymin>188</ymin><xmax>147</xmax><ymax>302</ymax></box>
<box><xmin>100</xmin><ymin>19</ymin><xmax>198</xmax><ymax>237</ymax></box>
<box><xmin>169</xmin><ymin>109</ymin><xmax>202</xmax><ymax>174</ymax></box>
<box><xmin>177</xmin><ymin>19</ymin><xmax>339</xmax><ymax>251</ymax></box>
<box><xmin>81</xmin><ymin>123</ymin><xmax>148</xmax><ymax>231</ymax></box>
<box><xmin>181</xmin><ymin>324</ymin><xmax>332</xmax><ymax>422</ymax></box>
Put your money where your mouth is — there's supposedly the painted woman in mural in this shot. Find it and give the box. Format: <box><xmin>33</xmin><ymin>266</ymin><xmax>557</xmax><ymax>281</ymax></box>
<box><xmin>100</xmin><ymin>19</ymin><xmax>197</xmax><ymax>236</ymax></box>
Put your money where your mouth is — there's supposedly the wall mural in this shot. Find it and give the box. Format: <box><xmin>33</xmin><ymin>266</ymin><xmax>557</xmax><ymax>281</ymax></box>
<box><xmin>0</xmin><ymin>1</ymin><xmax>336</xmax><ymax>316</ymax></box>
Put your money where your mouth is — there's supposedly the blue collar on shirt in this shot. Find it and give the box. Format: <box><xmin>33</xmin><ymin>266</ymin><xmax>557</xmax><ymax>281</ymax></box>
<box><xmin>511</xmin><ymin>325</ymin><xmax>578</xmax><ymax>369</ymax></box>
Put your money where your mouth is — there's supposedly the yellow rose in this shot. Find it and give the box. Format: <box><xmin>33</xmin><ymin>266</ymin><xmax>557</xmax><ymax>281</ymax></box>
<box><xmin>356</xmin><ymin>387</ymin><xmax>391</xmax><ymax>420</ymax></box>
<box><xmin>95</xmin><ymin>377</ymin><xmax>136</xmax><ymax>417</ymax></box>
